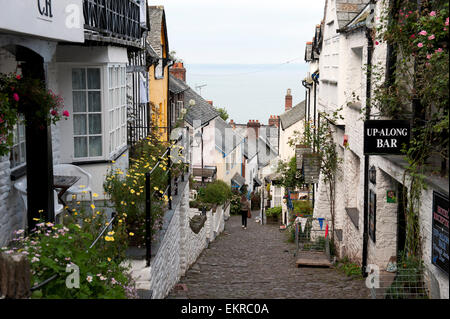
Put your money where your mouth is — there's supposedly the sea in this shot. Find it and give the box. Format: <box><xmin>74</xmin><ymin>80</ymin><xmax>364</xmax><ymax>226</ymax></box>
<box><xmin>185</xmin><ymin>63</ymin><xmax>309</xmax><ymax>124</ymax></box>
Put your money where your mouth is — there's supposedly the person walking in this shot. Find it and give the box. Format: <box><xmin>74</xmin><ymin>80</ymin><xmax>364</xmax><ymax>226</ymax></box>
<box><xmin>240</xmin><ymin>193</ymin><xmax>250</xmax><ymax>229</ymax></box>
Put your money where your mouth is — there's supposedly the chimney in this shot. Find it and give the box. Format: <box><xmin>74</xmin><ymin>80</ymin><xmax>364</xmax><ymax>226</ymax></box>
<box><xmin>207</xmin><ymin>100</ymin><xmax>213</xmax><ymax>106</ymax></box>
<box><xmin>247</xmin><ymin>119</ymin><xmax>261</xmax><ymax>139</ymax></box>
<box><xmin>268</xmin><ymin>115</ymin><xmax>280</xmax><ymax>128</ymax></box>
<box><xmin>229</xmin><ymin>119</ymin><xmax>236</xmax><ymax>128</ymax></box>
<box><xmin>285</xmin><ymin>88</ymin><xmax>292</xmax><ymax>111</ymax></box>
<box><xmin>169</xmin><ymin>62</ymin><xmax>186</xmax><ymax>82</ymax></box>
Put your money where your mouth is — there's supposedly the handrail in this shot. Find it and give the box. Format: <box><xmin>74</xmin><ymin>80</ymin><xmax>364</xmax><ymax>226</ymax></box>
<box><xmin>29</xmin><ymin>213</ymin><xmax>117</xmax><ymax>292</ymax></box>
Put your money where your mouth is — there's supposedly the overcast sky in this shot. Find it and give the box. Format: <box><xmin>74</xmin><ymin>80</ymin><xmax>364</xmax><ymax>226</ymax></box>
<box><xmin>152</xmin><ymin>0</ymin><xmax>325</xmax><ymax>123</ymax></box>
<box><xmin>155</xmin><ymin>0</ymin><xmax>325</xmax><ymax>64</ymax></box>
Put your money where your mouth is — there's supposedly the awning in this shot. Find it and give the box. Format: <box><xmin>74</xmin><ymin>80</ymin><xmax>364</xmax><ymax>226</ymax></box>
<box><xmin>231</xmin><ymin>172</ymin><xmax>245</xmax><ymax>188</ymax></box>
<box><xmin>192</xmin><ymin>166</ymin><xmax>217</xmax><ymax>179</ymax></box>
<box><xmin>253</xmin><ymin>176</ymin><xmax>262</xmax><ymax>187</ymax></box>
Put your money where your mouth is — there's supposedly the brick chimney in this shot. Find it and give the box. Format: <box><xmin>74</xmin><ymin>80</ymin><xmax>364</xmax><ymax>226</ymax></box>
<box><xmin>285</xmin><ymin>88</ymin><xmax>292</xmax><ymax>112</ymax></box>
<box><xmin>207</xmin><ymin>100</ymin><xmax>213</xmax><ymax>106</ymax></box>
<box><xmin>268</xmin><ymin>115</ymin><xmax>280</xmax><ymax>128</ymax></box>
<box><xmin>229</xmin><ymin>119</ymin><xmax>236</xmax><ymax>128</ymax></box>
<box><xmin>247</xmin><ymin>119</ymin><xmax>261</xmax><ymax>139</ymax></box>
<box><xmin>170</xmin><ymin>62</ymin><xmax>186</xmax><ymax>82</ymax></box>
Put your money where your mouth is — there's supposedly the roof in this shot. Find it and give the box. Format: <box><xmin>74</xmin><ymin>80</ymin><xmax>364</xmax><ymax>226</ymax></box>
<box><xmin>335</xmin><ymin>0</ymin><xmax>371</xmax><ymax>29</ymax></box>
<box><xmin>231</xmin><ymin>172</ymin><xmax>246</xmax><ymax>188</ymax></box>
<box><xmin>280</xmin><ymin>100</ymin><xmax>306</xmax><ymax>130</ymax></box>
<box><xmin>339</xmin><ymin>3</ymin><xmax>371</xmax><ymax>33</ymax></box>
<box><xmin>257</xmin><ymin>136</ymin><xmax>278</xmax><ymax>167</ymax></box>
<box><xmin>184</xmin><ymin>88</ymin><xmax>220</xmax><ymax>127</ymax></box>
<box><xmin>169</xmin><ymin>74</ymin><xmax>189</xmax><ymax>94</ymax></box>
<box><xmin>148</xmin><ymin>6</ymin><xmax>166</xmax><ymax>58</ymax></box>
<box><xmin>214</xmin><ymin>117</ymin><xmax>245</xmax><ymax>156</ymax></box>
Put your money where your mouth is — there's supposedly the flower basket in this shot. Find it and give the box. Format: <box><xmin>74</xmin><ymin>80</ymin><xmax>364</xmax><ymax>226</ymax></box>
<box><xmin>189</xmin><ymin>214</ymin><xmax>207</xmax><ymax>234</ymax></box>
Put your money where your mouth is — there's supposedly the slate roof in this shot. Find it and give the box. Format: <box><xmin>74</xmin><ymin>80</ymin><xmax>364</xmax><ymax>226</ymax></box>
<box><xmin>257</xmin><ymin>137</ymin><xmax>278</xmax><ymax>168</ymax></box>
<box><xmin>339</xmin><ymin>2</ymin><xmax>371</xmax><ymax>33</ymax></box>
<box><xmin>148</xmin><ymin>6</ymin><xmax>165</xmax><ymax>57</ymax></box>
<box><xmin>214</xmin><ymin>117</ymin><xmax>245</xmax><ymax>156</ymax></box>
<box><xmin>184</xmin><ymin>88</ymin><xmax>220</xmax><ymax>127</ymax></box>
<box><xmin>231</xmin><ymin>172</ymin><xmax>246</xmax><ymax>187</ymax></box>
<box><xmin>280</xmin><ymin>100</ymin><xmax>306</xmax><ymax>130</ymax></box>
<box><xmin>335</xmin><ymin>0</ymin><xmax>371</xmax><ymax>29</ymax></box>
<box><xmin>169</xmin><ymin>74</ymin><xmax>189</xmax><ymax>94</ymax></box>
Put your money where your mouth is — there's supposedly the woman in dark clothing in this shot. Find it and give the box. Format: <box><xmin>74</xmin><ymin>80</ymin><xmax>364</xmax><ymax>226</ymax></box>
<box><xmin>240</xmin><ymin>194</ymin><xmax>250</xmax><ymax>229</ymax></box>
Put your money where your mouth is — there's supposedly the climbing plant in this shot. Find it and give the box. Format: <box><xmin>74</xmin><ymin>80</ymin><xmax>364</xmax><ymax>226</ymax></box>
<box><xmin>287</xmin><ymin>109</ymin><xmax>345</xmax><ymax>245</ymax></box>
<box><xmin>372</xmin><ymin>0</ymin><xmax>449</xmax><ymax>258</ymax></box>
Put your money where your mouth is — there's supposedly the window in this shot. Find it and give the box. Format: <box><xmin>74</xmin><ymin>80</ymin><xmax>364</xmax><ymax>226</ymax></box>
<box><xmin>176</xmin><ymin>100</ymin><xmax>183</xmax><ymax>119</ymax></box>
<box><xmin>155</xmin><ymin>59</ymin><xmax>163</xmax><ymax>79</ymax></box>
<box><xmin>108</xmin><ymin>65</ymin><xmax>127</xmax><ymax>155</ymax></box>
<box><xmin>72</xmin><ymin>68</ymin><xmax>102</xmax><ymax>158</ymax></box>
<box><xmin>10</xmin><ymin>116</ymin><xmax>26</xmax><ymax>169</ymax></box>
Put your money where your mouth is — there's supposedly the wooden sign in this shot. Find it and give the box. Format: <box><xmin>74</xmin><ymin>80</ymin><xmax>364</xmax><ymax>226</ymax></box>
<box><xmin>364</xmin><ymin>120</ymin><xmax>410</xmax><ymax>155</ymax></box>
<box><xmin>303</xmin><ymin>153</ymin><xmax>321</xmax><ymax>184</ymax></box>
<box><xmin>432</xmin><ymin>191</ymin><xmax>449</xmax><ymax>276</ymax></box>
<box><xmin>295</xmin><ymin>145</ymin><xmax>311</xmax><ymax>170</ymax></box>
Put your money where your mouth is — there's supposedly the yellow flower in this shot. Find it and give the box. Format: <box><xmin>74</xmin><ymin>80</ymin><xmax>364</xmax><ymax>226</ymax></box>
<box><xmin>90</xmin><ymin>204</ymin><xmax>96</xmax><ymax>210</ymax></box>
<box><xmin>75</xmin><ymin>224</ymin><xmax>81</xmax><ymax>228</ymax></box>
<box><xmin>123</xmin><ymin>213</ymin><xmax>127</xmax><ymax>217</ymax></box>
<box><xmin>107</xmin><ymin>257</ymin><xmax>112</xmax><ymax>262</ymax></box>
<box><xmin>96</xmin><ymin>211</ymin><xmax>101</xmax><ymax>215</ymax></box>
<box><xmin>38</xmin><ymin>209</ymin><xmax>44</xmax><ymax>213</ymax></box>
<box><xmin>129</xmin><ymin>232</ymin><xmax>134</xmax><ymax>236</ymax></box>
<box><xmin>131</xmin><ymin>201</ymin><xmax>135</xmax><ymax>205</ymax></box>
<box><xmin>130</xmin><ymin>189</ymin><xmax>135</xmax><ymax>194</ymax></box>
<box><xmin>118</xmin><ymin>219</ymin><xmax>123</xmax><ymax>223</ymax></box>
<box><xmin>72</xmin><ymin>208</ymin><xmax>77</xmax><ymax>212</ymax></box>
<box><xmin>33</xmin><ymin>218</ymin><xmax>40</xmax><ymax>221</ymax></box>
<box><xmin>159</xmin><ymin>190</ymin><xmax>164</xmax><ymax>194</ymax></box>
<box><xmin>74</xmin><ymin>212</ymin><xmax>78</xmax><ymax>216</ymax></box>
<box><xmin>112</xmin><ymin>160</ymin><xmax>116</xmax><ymax>164</ymax></box>
<box><xmin>153</xmin><ymin>186</ymin><xmax>159</xmax><ymax>191</ymax></box>
<box><xmin>93</xmin><ymin>193</ymin><xmax>98</xmax><ymax>198</ymax></box>
<box><xmin>72</xmin><ymin>195</ymin><xmax>77</xmax><ymax>199</ymax></box>
<box><xmin>82</xmin><ymin>190</ymin><xmax>88</xmax><ymax>194</ymax></box>
<box><xmin>107</xmin><ymin>231</ymin><xmax>115</xmax><ymax>236</ymax></box>
<box><xmin>76</xmin><ymin>201</ymin><xmax>81</xmax><ymax>205</ymax></box>
<box><xmin>79</xmin><ymin>185</ymin><xmax>86</xmax><ymax>188</ymax></box>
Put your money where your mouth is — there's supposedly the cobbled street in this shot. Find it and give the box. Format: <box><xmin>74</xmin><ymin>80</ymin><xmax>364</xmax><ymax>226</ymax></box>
<box><xmin>167</xmin><ymin>213</ymin><xmax>372</xmax><ymax>299</ymax></box>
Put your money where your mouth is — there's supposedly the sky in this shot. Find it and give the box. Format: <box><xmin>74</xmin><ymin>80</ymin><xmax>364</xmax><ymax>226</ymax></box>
<box><xmin>153</xmin><ymin>0</ymin><xmax>325</xmax><ymax>123</ymax></box>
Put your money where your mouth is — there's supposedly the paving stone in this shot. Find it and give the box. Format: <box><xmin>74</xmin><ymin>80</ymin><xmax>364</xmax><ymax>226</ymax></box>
<box><xmin>167</xmin><ymin>215</ymin><xmax>371</xmax><ymax>299</ymax></box>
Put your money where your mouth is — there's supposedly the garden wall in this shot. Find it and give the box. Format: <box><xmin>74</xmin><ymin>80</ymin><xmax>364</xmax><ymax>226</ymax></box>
<box><xmin>148</xmin><ymin>175</ymin><xmax>229</xmax><ymax>299</ymax></box>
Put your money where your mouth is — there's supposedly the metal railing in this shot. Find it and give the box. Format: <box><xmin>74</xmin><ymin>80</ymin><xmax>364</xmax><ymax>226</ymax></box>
<box><xmin>144</xmin><ymin>131</ymin><xmax>188</xmax><ymax>267</ymax></box>
<box><xmin>29</xmin><ymin>212</ymin><xmax>117</xmax><ymax>292</ymax></box>
<box><xmin>83</xmin><ymin>0</ymin><xmax>141</xmax><ymax>41</ymax></box>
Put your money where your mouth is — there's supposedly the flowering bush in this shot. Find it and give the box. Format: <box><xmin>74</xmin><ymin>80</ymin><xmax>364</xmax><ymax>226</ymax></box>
<box><xmin>104</xmin><ymin>132</ymin><xmax>186</xmax><ymax>246</ymax></box>
<box><xmin>0</xmin><ymin>73</ymin><xmax>69</xmax><ymax>156</ymax></box>
<box><xmin>1</xmin><ymin>208</ymin><xmax>137</xmax><ymax>299</ymax></box>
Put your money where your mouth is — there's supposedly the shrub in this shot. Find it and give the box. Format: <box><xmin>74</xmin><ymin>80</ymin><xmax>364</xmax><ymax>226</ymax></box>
<box><xmin>1</xmin><ymin>209</ymin><xmax>137</xmax><ymax>299</ymax></box>
<box><xmin>230</xmin><ymin>193</ymin><xmax>242</xmax><ymax>215</ymax></box>
<box><xmin>265</xmin><ymin>206</ymin><xmax>282</xmax><ymax>218</ymax></box>
<box><xmin>292</xmin><ymin>200</ymin><xmax>313</xmax><ymax>216</ymax></box>
<box><xmin>200</xmin><ymin>180</ymin><xmax>232</xmax><ymax>205</ymax></box>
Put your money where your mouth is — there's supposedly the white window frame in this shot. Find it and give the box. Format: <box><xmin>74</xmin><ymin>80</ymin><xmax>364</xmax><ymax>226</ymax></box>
<box><xmin>108</xmin><ymin>64</ymin><xmax>127</xmax><ymax>157</ymax></box>
<box><xmin>72</xmin><ymin>67</ymin><xmax>103</xmax><ymax>160</ymax></box>
<box><xmin>9</xmin><ymin>115</ymin><xmax>26</xmax><ymax>169</ymax></box>
<box><xmin>155</xmin><ymin>59</ymin><xmax>163</xmax><ymax>79</ymax></box>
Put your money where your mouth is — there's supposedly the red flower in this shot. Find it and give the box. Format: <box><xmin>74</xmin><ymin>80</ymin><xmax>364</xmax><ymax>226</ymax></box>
<box><xmin>375</xmin><ymin>41</ymin><xmax>379</xmax><ymax>45</ymax></box>
<box><xmin>16</xmin><ymin>75</ymin><xmax>21</xmax><ymax>80</ymax></box>
<box><xmin>51</xmin><ymin>110</ymin><xmax>58</xmax><ymax>116</ymax></box>
<box><xmin>63</xmin><ymin>110</ymin><xmax>70</xmax><ymax>117</ymax></box>
<box><xmin>13</xmin><ymin>93</ymin><xmax>19</xmax><ymax>101</ymax></box>
<box><xmin>410</xmin><ymin>34</ymin><xmax>415</xmax><ymax>39</ymax></box>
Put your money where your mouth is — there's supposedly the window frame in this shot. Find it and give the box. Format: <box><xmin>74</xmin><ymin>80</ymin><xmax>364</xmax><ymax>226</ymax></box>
<box><xmin>71</xmin><ymin>66</ymin><xmax>104</xmax><ymax>160</ymax></box>
<box><xmin>9</xmin><ymin>115</ymin><xmax>26</xmax><ymax>170</ymax></box>
<box><xmin>107</xmin><ymin>64</ymin><xmax>127</xmax><ymax>157</ymax></box>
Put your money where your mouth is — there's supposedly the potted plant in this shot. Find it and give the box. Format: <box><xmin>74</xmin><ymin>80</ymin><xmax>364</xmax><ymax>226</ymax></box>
<box><xmin>265</xmin><ymin>206</ymin><xmax>282</xmax><ymax>223</ymax></box>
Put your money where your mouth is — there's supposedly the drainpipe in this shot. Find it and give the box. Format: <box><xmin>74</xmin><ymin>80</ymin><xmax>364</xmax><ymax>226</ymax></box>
<box><xmin>167</xmin><ymin>58</ymin><xmax>174</xmax><ymax>209</ymax></box>
<box><xmin>362</xmin><ymin>17</ymin><xmax>374</xmax><ymax>278</ymax></box>
<box><xmin>301</xmin><ymin>80</ymin><xmax>311</xmax><ymax>128</ymax></box>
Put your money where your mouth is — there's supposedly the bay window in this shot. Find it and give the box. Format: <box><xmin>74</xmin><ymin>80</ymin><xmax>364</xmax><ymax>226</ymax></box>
<box><xmin>108</xmin><ymin>65</ymin><xmax>127</xmax><ymax>155</ymax></box>
<box><xmin>72</xmin><ymin>68</ymin><xmax>102</xmax><ymax>158</ymax></box>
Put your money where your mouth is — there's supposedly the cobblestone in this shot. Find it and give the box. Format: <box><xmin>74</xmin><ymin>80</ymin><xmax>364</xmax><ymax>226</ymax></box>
<box><xmin>167</xmin><ymin>214</ymin><xmax>372</xmax><ymax>299</ymax></box>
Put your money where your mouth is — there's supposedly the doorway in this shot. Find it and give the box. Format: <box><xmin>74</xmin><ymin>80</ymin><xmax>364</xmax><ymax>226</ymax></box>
<box><xmin>397</xmin><ymin>183</ymin><xmax>407</xmax><ymax>261</ymax></box>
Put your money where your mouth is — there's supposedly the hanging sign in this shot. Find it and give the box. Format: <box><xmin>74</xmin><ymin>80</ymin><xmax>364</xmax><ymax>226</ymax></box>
<box><xmin>364</xmin><ymin>120</ymin><xmax>410</xmax><ymax>155</ymax></box>
<box><xmin>295</xmin><ymin>145</ymin><xmax>311</xmax><ymax>170</ymax></box>
<box><xmin>432</xmin><ymin>191</ymin><xmax>449</xmax><ymax>276</ymax></box>
<box><xmin>303</xmin><ymin>153</ymin><xmax>321</xmax><ymax>184</ymax></box>
<box><xmin>387</xmin><ymin>190</ymin><xmax>397</xmax><ymax>203</ymax></box>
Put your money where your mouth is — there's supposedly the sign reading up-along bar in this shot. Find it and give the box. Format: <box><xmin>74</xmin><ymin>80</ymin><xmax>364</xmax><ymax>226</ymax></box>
<box><xmin>364</xmin><ymin>120</ymin><xmax>410</xmax><ymax>155</ymax></box>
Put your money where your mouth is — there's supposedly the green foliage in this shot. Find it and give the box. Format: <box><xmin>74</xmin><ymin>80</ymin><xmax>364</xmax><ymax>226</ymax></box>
<box><xmin>276</xmin><ymin>156</ymin><xmax>304</xmax><ymax>189</ymax></box>
<box><xmin>250</xmin><ymin>191</ymin><xmax>261</xmax><ymax>210</ymax></box>
<box><xmin>0</xmin><ymin>73</ymin><xmax>69</xmax><ymax>156</ymax></box>
<box><xmin>230</xmin><ymin>193</ymin><xmax>242</xmax><ymax>215</ymax></box>
<box><xmin>372</xmin><ymin>0</ymin><xmax>449</xmax><ymax>258</ymax></box>
<box><xmin>335</xmin><ymin>257</ymin><xmax>363</xmax><ymax>278</ymax></box>
<box><xmin>2</xmin><ymin>208</ymin><xmax>136</xmax><ymax>299</ymax></box>
<box><xmin>104</xmin><ymin>133</ymin><xmax>186</xmax><ymax>246</ymax></box>
<box><xmin>292</xmin><ymin>200</ymin><xmax>313</xmax><ymax>217</ymax></box>
<box><xmin>216</xmin><ymin>107</ymin><xmax>229</xmax><ymax>121</ymax></box>
<box><xmin>199</xmin><ymin>180</ymin><xmax>232</xmax><ymax>205</ymax></box>
<box><xmin>265</xmin><ymin>206</ymin><xmax>282</xmax><ymax>218</ymax></box>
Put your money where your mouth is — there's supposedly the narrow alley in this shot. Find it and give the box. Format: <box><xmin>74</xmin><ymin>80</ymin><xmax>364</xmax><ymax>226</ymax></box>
<box><xmin>167</xmin><ymin>214</ymin><xmax>371</xmax><ymax>299</ymax></box>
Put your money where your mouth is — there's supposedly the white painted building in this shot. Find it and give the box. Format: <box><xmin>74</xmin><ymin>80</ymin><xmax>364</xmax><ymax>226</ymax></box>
<box><xmin>307</xmin><ymin>0</ymin><xmax>449</xmax><ymax>298</ymax></box>
<box><xmin>0</xmin><ymin>0</ymin><xmax>148</xmax><ymax>246</ymax></box>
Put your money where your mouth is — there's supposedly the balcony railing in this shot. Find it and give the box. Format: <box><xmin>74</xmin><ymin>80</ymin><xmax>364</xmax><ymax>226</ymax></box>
<box><xmin>83</xmin><ymin>0</ymin><xmax>141</xmax><ymax>41</ymax></box>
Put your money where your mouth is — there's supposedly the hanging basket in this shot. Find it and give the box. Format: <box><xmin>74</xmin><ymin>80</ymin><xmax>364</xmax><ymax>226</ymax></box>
<box><xmin>189</xmin><ymin>214</ymin><xmax>207</xmax><ymax>234</ymax></box>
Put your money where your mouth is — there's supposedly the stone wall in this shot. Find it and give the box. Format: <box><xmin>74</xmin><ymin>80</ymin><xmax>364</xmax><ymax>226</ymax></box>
<box><xmin>148</xmin><ymin>178</ymin><xmax>229</xmax><ymax>299</ymax></box>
